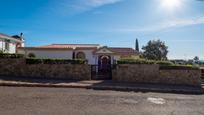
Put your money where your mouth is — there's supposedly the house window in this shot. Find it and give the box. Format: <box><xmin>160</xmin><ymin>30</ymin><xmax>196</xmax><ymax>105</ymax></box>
<box><xmin>76</xmin><ymin>52</ymin><xmax>86</xmax><ymax>59</ymax></box>
<box><xmin>5</xmin><ymin>41</ymin><xmax>10</xmax><ymax>51</ymax></box>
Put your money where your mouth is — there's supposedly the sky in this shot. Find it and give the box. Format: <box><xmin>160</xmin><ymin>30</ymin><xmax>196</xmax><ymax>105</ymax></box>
<box><xmin>0</xmin><ymin>0</ymin><xmax>204</xmax><ymax>60</ymax></box>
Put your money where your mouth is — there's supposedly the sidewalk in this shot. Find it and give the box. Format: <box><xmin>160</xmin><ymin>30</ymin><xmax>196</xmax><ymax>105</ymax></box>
<box><xmin>0</xmin><ymin>76</ymin><xmax>203</xmax><ymax>94</ymax></box>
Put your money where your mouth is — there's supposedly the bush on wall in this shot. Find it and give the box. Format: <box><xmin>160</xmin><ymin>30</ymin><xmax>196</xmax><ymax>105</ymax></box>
<box><xmin>155</xmin><ymin>61</ymin><xmax>174</xmax><ymax>66</ymax></box>
<box><xmin>117</xmin><ymin>58</ymin><xmax>155</xmax><ymax>64</ymax></box>
<box><xmin>27</xmin><ymin>53</ymin><xmax>36</xmax><ymax>58</ymax></box>
<box><xmin>0</xmin><ymin>50</ymin><xmax>3</xmax><ymax>54</ymax></box>
<box><xmin>0</xmin><ymin>53</ymin><xmax>24</xmax><ymax>58</ymax></box>
<box><xmin>159</xmin><ymin>65</ymin><xmax>199</xmax><ymax>70</ymax></box>
<box><xmin>26</xmin><ymin>58</ymin><xmax>87</xmax><ymax>64</ymax></box>
<box><xmin>117</xmin><ymin>58</ymin><xmax>199</xmax><ymax>70</ymax></box>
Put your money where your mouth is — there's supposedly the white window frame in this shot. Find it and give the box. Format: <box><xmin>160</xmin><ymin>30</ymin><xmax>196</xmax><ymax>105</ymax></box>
<box><xmin>5</xmin><ymin>40</ymin><xmax>10</xmax><ymax>51</ymax></box>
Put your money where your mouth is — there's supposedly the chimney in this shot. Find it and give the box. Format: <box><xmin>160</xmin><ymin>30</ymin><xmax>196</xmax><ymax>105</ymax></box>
<box><xmin>20</xmin><ymin>33</ymin><xmax>25</xmax><ymax>47</ymax></box>
<box><xmin>20</xmin><ymin>33</ymin><xmax>23</xmax><ymax>38</ymax></box>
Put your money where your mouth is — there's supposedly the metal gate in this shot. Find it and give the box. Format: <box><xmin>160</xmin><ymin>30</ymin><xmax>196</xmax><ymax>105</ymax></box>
<box><xmin>91</xmin><ymin>64</ymin><xmax>113</xmax><ymax>80</ymax></box>
<box><xmin>201</xmin><ymin>68</ymin><xmax>204</xmax><ymax>87</ymax></box>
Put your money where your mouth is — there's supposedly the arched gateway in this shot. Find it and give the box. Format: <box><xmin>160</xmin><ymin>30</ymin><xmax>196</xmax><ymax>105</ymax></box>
<box><xmin>91</xmin><ymin>55</ymin><xmax>112</xmax><ymax>80</ymax></box>
<box><xmin>98</xmin><ymin>55</ymin><xmax>111</xmax><ymax>72</ymax></box>
<box><xmin>91</xmin><ymin>47</ymin><xmax>114</xmax><ymax>80</ymax></box>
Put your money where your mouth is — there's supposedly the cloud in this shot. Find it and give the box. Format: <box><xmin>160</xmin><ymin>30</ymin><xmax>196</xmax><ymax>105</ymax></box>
<box><xmin>163</xmin><ymin>16</ymin><xmax>204</xmax><ymax>28</ymax></box>
<box><xmin>92</xmin><ymin>11</ymin><xmax>104</xmax><ymax>15</ymax></box>
<box><xmin>57</xmin><ymin>0</ymin><xmax>122</xmax><ymax>16</ymax></box>
<box><xmin>166</xmin><ymin>39</ymin><xmax>204</xmax><ymax>42</ymax></box>
<box><xmin>84</xmin><ymin>0</ymin><xmax>122</xmax><ymax>7</ymax></box>
<box><xmin>118</xmin><ymin>16</ymin><xmax>204</xmax><ymax>33</ymax></box>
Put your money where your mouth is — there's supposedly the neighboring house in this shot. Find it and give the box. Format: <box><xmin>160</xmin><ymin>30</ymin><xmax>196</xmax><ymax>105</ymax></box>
<box><xmin>0</xmin><ymin>33</ymin><xmax>24</xmax><ymax>53</ymax></box>
<box><xmin>18</xmin><ymin>44</ymin><xmax>139</xmax><ymax>65</ymax></box>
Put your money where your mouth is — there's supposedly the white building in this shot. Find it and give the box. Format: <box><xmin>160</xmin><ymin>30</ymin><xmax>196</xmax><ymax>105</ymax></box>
<box><xmin>18</xmin><ymin>44</ymin><xmax>139</xmax><ymax>65</ymax></box>
<box><xmin>0</xmin><ymin>33</ymin><xmax>24</xmax><ymax>53</ymax></box>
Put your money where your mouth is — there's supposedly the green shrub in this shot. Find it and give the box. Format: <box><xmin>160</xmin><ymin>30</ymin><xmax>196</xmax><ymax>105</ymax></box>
<box><xmin>27</xmin><ymin>53</ymin><xmax>36</xmax><ymax>58</ymax></box>
<box><xmin>26</xmin><ymin>58</ymin><xmax>86</xmax><ymax>64</ymax></box>
<box><xmin>0</xmin><ymin>53</ymin><xmax>24</xmax><ymax>58</ymax></box>
<box><xmin>117</xmin><ymin>58</ymin><xmax>155</xmax><ymax>64</ymax></box>
<box><xmin>155</xmin><ymin>61</ymin><xmax>174</xmax><ymax>66</ymax></box>
<box><xmin>117</xmin><ymin>58</ymin><xmax>199</xmax><ymax>70</ymax></box>
<box><xmin>159</xmin><ymin>65</ymin><xmax>200</xmax><ymax>70</ymax></box>
<box><xmin>0</xmin><ymin>50</ymin><xmax>3</xmax><ymax>54</ymax></box>
<box><xmin>26</xmin><ymin>59</ymin><xmax>43</xmax><ymax>64</ymax></box>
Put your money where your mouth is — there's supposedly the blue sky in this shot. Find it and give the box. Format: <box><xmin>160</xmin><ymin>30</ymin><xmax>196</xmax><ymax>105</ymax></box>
<box><xmin>0</xmin><ymin>0</ymin><xmax>204</xmax><ymax>59</ymax></box>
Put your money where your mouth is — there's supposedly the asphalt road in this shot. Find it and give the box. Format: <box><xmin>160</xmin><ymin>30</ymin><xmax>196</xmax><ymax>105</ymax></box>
<box><xmin>0</xmin><ymin>87</ymin><xmax>204</xmax><ymax>115</ymax></box>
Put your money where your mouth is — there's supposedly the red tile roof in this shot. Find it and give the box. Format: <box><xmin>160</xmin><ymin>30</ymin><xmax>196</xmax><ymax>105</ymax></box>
<box><xmin>108</xmin><ymin>47</ymin><xmax>138</xmax><ymax>55</ymax></box>
<box><xmin>93</xmin><ymin>46</ymin><xmax>139</xmax><ymax>55</ymax></box>
<box><xmin>20</xmin><ymin>44</ymin><xmax>138</xmax><ymax>56</ymax></box>
<box><xmin>37</xmin><ymin>44</ymin><xmax>100</xmax><ymax>49</ymax></box>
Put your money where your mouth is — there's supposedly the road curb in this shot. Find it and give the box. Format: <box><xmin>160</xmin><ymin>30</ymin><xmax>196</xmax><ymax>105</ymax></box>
<box><xmin>91</xmin><ymin>86</ymin><xmax>204</xmax><ymax>95</ymax></box>
<box><xmin>0</xmin><ymin>82</ymin><xmax>203</xmax><ymax>94</ymax></box>
<box><xmin>0</xmin><ymin>82</ymin><xmax>91</xmax><ymax>89</ymax></box>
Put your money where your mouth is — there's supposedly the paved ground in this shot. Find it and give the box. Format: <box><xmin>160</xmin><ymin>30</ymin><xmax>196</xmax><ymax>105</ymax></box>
<box><xmin>0</xmin><ymin>76</ymin><xmax>203</xmax><ymax>94</ymax></box>
<box><xmin>0</xmin><ymin>87</ymin><xmax>204</xmax><ymax>115</ymax></box>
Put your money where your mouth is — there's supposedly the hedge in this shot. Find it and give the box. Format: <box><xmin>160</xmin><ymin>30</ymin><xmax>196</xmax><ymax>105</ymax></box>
<box><xmin>117</xmin><ymin>58</ymin><xmax>199</xmax><ymax>70</ymax></box>
<box><xmin>117</xmin><ymin>58</ymin><xmax>155</xmax><ymax>64</ymax></box>
<box><xmin>26</xmin><ymin>58</ymin><xmax>87</xmax><ymax>64</ymax></box>
<box><xmin>155</xmin><ymin>61</ymin><xmax>174</xmax><ymax>66</ymax></box>
<box><xmin>0</xmin><ymin>53</ymin><xmax>24</xmax><ymax>58</ymax></box>
<box><xmin>159</xmin><ymin>65</ymin><xmax>200</xmax><ymax>70</ymax></box>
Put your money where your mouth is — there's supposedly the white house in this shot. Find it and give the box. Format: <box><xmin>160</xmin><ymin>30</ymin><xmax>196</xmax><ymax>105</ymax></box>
<box><xmin>0</xmin><ymin>33</ymin><xmax>24</xmax><ymax>53</ymax></box>
<box><xmin>18</xmin><ymin>44</ymin><xmax>139</xmax><ymax>65</ymax></box>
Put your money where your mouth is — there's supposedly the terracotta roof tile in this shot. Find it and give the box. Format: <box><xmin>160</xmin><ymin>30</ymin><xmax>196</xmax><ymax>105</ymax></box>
<box><xmin>37</xmin><ymin>44</ymin><xmax>100</xmax><ymax>49</ymax></box>
<box><xmin>21</xmin><ymin>44</ymin><xmax>138</xmax><ymax>56</ymax></box>
<box><xmin>108</xmin><ymin>47</ymin><xmax>138</xmax><ymax>55</ymax></box>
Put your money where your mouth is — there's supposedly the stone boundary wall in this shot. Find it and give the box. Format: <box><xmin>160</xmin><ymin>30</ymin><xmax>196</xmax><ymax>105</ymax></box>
<box><xmin>112</xmin><ymin>64</ymin><xmax>160</xmax><ymax>83</ymax></box>
<box><xmin>0</xmin><ymin>59</ymin><xmax>91</xmax><ymax>80</ymax></box>
<box><xmin>159</xmin><ymin>69</ymin><xmax>201</xmax><ymax>86</ymax></box>
<box><xmin>0</xmin><ymin>59</ymin><xmax>201</xmax><ymax>85</ymax></box>
<box><xmin>113</xmin><ymin>64</ymin><xmax>201</xmax><ymax>86</ymax></box>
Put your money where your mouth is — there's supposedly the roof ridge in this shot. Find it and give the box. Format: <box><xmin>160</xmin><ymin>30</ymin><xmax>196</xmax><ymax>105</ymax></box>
<box><xmin>108</xmin><ymin>47</ymin><xmax>134</xmax><ymax>49</ymax></box>
<box><xmin>51</xmin><ymin>44</ymin><xmax>100</xmax><ymax>45</ymax></box>
<box><xmin>0</xmin><ymin>33</ymin><xmax>12</xmax><ymax>37</ymax></box>
<box><xmin>0</xmin><ymin>33</ymin><xmax>22</xmax><ymax>42</ymax></box>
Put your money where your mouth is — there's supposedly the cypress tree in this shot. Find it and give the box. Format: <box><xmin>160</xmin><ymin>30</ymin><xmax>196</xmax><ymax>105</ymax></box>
<box><xmin>135</xmin><ymin>38</ymin><xmax>139</xmax><ymax>51</ymax></box>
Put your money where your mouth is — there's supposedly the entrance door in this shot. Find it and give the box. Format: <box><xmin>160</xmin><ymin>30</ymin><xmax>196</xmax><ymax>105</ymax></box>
<box><xmin>98</xmin><ymin>55</ymin><xmax>112</xmax><ymax>79</ymax></box>
<box><xmin>99</xmin><ymin>55</ymin><xmax>111</xmax><ymax>72</ymax></box>
<box><xmin>91</xmin><ymin>55</ymin><xmax>112</xmax><ymax>80</ymax></box>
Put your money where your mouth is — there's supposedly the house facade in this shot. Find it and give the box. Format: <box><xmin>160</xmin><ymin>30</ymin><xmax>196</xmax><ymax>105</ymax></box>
<box><xmin>18</xmin><ymin>44</ymin><xmax>139</xmax><ymax>65</ymax></box>
<box><xmin>0</xmin><ymin>33</ymin><xmax>24</xmax><ymax>53</ymax></box>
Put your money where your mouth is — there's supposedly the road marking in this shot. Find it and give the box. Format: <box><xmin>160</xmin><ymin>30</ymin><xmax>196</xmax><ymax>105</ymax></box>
<box><xmin>122</xmin><ymin>99</ymin><xmax>138</xmax><ymax>104</ymax></box>
<box><xmin>147</xmin><ymin>97</ymin><xmax>166</xmax><ymax>104</ymax></box>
